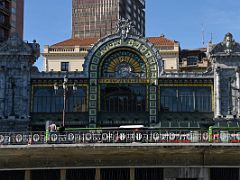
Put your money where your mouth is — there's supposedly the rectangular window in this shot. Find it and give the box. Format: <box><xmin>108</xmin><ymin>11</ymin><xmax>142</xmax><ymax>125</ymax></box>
<box><xmin>160</xmin><ymin>86</ymin><xmax>212</xmax><ymax>112</ymax></box>
<box><xmin>32</xmin><ymin>86</ymin><xmax>88</xmax><ymax>113</ymax></box>
<box><xmin>187</xmin><ymin>56</ymin><xmax>198</xmax><ymax>65</ymax></box>
<box><xmin>11</xmin><ymin>7</ymin><xmax>16</xmax><ymax>14</ymax></box>
<box><xmin>101</xmin><ymin>84</ymin><xmax>146</xmax><ymax>113</ymax></box>
<box><xmin>61</xmin><ymin>62</ymin><xmax>69</xmax><ymax>71</ymax></box>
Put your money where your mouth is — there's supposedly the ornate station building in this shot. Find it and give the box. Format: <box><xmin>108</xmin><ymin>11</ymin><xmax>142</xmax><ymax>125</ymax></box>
<box><xmin>1</xmin><ymin>21</ymin><xmax>240</xmax><ymax>180</ymax></box>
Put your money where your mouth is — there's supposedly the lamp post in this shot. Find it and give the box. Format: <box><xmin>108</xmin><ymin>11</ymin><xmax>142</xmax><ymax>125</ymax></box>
<box><xmin>54</xmin><ymin>75</ymin><xmax>77</xmax><ymax>127</ymax></box>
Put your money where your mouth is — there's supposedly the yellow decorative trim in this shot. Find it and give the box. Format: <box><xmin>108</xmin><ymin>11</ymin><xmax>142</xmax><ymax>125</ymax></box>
<box><xmin>106</xmin><ymin>56</ymin><xmax>142</xmax><ymax>73</ymax></box>
<box><xmin>159</xmin><ymin>84</ymin><xmax>213</xmax><ymax>87</ymax></box>
<box><xmin>98</xmin><ymin>47</ymin><xmax>149</xmax><ymax>78</ymax></box>
<box><xmin>98</xmin><ymin>79</ymin><xmax>149</xmax><ymax>84</ymax></box>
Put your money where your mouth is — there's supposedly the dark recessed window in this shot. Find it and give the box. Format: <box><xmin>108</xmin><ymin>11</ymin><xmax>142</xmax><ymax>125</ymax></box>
<box><xmin>61</xmin><ymin>62</ymin><xmax>69</xmax><ymax>71</ymax></box>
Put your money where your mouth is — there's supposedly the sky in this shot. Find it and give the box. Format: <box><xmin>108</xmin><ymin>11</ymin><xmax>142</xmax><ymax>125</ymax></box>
<box><xmin>24</xmin><ymin>0</ymin><xmax>240</xmax><ymax>70</ymax></box>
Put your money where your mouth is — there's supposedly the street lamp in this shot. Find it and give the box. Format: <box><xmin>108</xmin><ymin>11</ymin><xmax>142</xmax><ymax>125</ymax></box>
<box><xmin>54</xmin><ymin>75</ymin><xmax>77</xmax><ymax>127</ymax></box>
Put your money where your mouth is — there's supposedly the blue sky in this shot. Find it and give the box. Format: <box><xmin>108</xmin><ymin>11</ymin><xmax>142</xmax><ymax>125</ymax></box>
<box><xmin>24</xmin><ymin>0</ymin><xmax>240</xmax><ymax>70</ymax></box>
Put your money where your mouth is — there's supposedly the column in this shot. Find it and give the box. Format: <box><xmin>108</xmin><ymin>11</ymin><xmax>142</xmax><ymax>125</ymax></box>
<box><xmin>0</xmin><ymin>73</ymin><xmax>5</xmax><ymax>117</ymax></box>
<box><xmin>200</xmin><ymin>168</ymin><xmax>210</xmax><ymax>180</ymax></box>
<box><xmin>215</xmin><ymin>67</ymin><xmax>221</xmax><ymax>118</ymax></box>
<box><xmin>130</xmin><ymin>168</ymin><xmax>135</xmax><ymax>180</ymax></box>
<box><xmin>60</xmin><ymin>169</ymin><xmax>66</xmax><ymax>180</ymax></box>
<box><xmin>95</xmin><ymin>168</ymin><xmax>100</xmax><ymax>180</ymax></box>
<box><xmin>24</xmin><ymin>170</ymin><xmax>31</xmax><ymax>180</ymax></box>
<box><xmin>236</xmin><ymin>67</ymin><xmax>240</xmax><ymax>117</ymax></box>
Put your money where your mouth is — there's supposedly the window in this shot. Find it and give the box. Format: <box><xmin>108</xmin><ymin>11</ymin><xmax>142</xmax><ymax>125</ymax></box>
<box><xmin>32</xmin><ymin>86</ymin><xmax>87</xmax><ymax>113</ymax></box>
<box><xmin>160</xmin><ymin>86</ymin><xmax>212</xmax><ymax>112</ymax></box>
<box><xmin>187</xmin><ymin>56</ymin><xmax>198</xmax><ymax>65</ymax></box>
<box><xmin>61</xmin><ymin>62</ymin><xmax>69</xmax><ymax>71</ymax></box>
<box><xmin>11</xmin><ymin>7</ymin><xmax>16</xmax><ymax>14</ymax></box>
<box><xmin>0</xmin><ymin>14</ymin><xmax>5</xmax><ymax>24</ymax></box>
<box><xmin>101</xmin><ymin>84</ymin><xmax>146</xmax><ymax>113</ymax></box>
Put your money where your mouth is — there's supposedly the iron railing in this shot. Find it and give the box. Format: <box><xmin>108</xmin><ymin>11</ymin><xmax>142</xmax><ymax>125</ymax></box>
<box><xmin>0</xmin><ymin>129</ymin><xmax>240</xmax><ymax>145</ymax></box>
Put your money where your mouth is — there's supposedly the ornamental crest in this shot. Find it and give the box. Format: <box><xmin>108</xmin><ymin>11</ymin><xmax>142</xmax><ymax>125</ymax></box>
<box><xmin>116</xmin><ymin>18</ymin><xmax>134</xmax><ymax>39</ymax></box>
<box><xmin>222</xmin><ymin>32</ymin><xmax>235</xmax><ymax>55</ymax></box>
<box><xmin>210</xmin><ymin>32</ymin><xmax>240</xmax><ymax>56</ymax></box>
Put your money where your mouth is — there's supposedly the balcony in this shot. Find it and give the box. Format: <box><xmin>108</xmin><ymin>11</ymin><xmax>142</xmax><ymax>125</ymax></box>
<box><xmin>0</xmin><ymin>21</ymin><xmax>10</xmax><ymax>30</ymax></box>
<box><xmin>0</xmin><ymin>4</ymin><xmax>10</xmax><ymax>15</ymax></box>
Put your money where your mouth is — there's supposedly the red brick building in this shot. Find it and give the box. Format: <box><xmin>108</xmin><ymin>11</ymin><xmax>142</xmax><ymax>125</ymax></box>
<box><xmin>0</xmin><ymin>0</ymin><xmax>24</xmax><ymax>42</ymax></box>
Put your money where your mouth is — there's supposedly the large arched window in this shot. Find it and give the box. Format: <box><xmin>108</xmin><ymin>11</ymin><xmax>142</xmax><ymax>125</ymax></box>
<box><xmin>100</xmin><ymin>50</ymin><xmax>146</xmax><ymax>78</ymax></box>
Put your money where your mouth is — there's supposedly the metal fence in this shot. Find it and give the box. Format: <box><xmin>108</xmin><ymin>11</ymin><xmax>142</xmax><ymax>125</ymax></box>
<box><xmin>0</xmin><ymin>129</ymin><xmax>240</xmax><ymax>145</ymax></box>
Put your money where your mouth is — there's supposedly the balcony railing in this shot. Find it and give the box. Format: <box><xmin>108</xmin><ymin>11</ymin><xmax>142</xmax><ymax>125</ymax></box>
<box><xmin>0</xmin><ymin>129</ymin><xmax>239</xmax><ymax>145</ymax></box>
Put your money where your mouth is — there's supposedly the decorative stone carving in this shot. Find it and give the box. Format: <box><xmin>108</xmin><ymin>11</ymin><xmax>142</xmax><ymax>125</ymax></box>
<box><xmin>0</xmin><ymin>33</ymin><xmax>40</xmax><ymax>66</ymax></box>
<box><xmin>224</xmin><ymin>33</ymin><xmax>234</xmax><ymax>54</ymax></box>
<box><xmin>210</xmin><ymin>33</ymin><xmax>240</xmax><ymax>119</ymax></box>
<box><xmin>116</xmin><ymin>18</ymin><xmax>134</xmax><ymax>39</ymax></box>
<box><xmin>210</xmin><ymin>32</ymin><xmax>240</xmax><ymax>56</ymax></box>
<box><xmin>0</xmin><ymin>33</ymin><xmax>40</xmax><ymax>131</ymax></box>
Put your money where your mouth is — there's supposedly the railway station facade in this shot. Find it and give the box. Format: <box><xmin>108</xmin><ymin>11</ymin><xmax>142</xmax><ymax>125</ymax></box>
<box><xmin>1</xmin><ymin>23</ymin><xmax>240</xmax><ymax>179</ymax></box>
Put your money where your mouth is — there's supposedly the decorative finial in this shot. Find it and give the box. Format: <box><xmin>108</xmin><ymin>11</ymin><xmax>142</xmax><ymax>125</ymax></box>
<box><xmin>222</xmin><ymin>32</ymin><xmax>235</xmax><ymax>55</ymax></box>
<box><xmin>160</xmin><ymin>33</ymin><xmax>165</xmax><ymax>37</ymax></box>
<box><xmin>116</xmin><ymin>18</ymin><xmax>134</xmax><ymax>39</ymax></box>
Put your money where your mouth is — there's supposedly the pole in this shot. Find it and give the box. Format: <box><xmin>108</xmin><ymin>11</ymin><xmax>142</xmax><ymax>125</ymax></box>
<box><xmin>63</xmin><ymin>87</ymin><xmax>66</xmax><ymax>127</ymax></box>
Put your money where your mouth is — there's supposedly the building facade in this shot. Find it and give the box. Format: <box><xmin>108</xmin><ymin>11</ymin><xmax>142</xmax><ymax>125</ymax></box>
<box><xmin>72</xmin><ymin>0</ymin><xmax>145</xmax><ymax>38</ymax></box>
<box><xmin>43</xmin><ymin>35</ymin><xmax>179</xmax><ymax>72</ymax></box>
<box><xmin>10</xmin><ymin>0</ymin><xmax>24</xmax><ymax>39</ymax></box>
<box><xmin>179</xmin><ymin>48</ymin><xmax>210</xmax><ymax>72</ymax></box>
<box><xmin>1</xmin><ymin>26</ymin><xmax>240</xmax><ymax>179</ymax></box>
<box><xmin>0</xmin><ymin>0</ymin><xmax>24</xmax><ymax>42</ymax></box>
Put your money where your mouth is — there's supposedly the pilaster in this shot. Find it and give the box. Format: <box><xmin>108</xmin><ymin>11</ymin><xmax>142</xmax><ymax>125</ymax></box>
<box><xmin>95</xmin><ymin>168</ymin><xmax>100</xmax><ymax>180</ymax></box>
<box><xmin>60</xmin><ymin>169</ymin><xmax>66</xmax><ymax>180</ymax></box>
<box><xmin>24</xmin><ymin>170</ymin><xmax>31</xmax><ymax>180</ymax></box>
<box><xmin>130</xmin><ymin>168</ymin><xmax>135</xmax><ymax>180</ymax></box>
<box><xmin>215</xmin><ymin>67</ymin><xmax>221</xmax><ymax>118</ymax></box>
<box><xmin>236</xmin><ymin>67</ymin><xmax>240</xmax><ymax>117</ymax></box>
